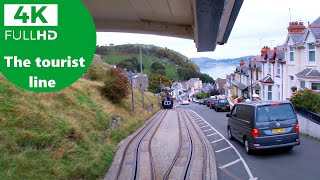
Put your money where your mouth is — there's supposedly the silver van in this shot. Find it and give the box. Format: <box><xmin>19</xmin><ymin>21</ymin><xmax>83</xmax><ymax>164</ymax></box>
<box><xmin>226</xmin><ymin>101</ymin><xmax>300</xmax><ymax>154</ymax></box>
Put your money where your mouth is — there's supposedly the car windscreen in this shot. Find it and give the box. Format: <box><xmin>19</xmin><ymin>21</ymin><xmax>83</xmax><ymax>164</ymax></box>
<box><xmin>256</xmin><ymin>104</ymin><xmax>296</xmax><ymax>122</ymax></box>
<box><xmin>218</xmin><ymin>99</ymin><xmax>228</xmax><ymax>103</ymax></box>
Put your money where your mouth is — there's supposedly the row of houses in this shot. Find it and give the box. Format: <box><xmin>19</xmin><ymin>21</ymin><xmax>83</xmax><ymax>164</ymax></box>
<box><xmin>226</xmin><ymin>17</ymin><xmax>320</xmax><ymax>101</ymax></box>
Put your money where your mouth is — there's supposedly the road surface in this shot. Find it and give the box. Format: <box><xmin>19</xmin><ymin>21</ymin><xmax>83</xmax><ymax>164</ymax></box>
<box><xmin>178</xmin><ymin>103</ymin><xmax>320</xmax><ymax>180</ymax></box>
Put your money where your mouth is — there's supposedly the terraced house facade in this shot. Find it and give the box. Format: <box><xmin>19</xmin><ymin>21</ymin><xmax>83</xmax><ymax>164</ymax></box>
<box><xmin>283</xmin><ymin>18</ymin><xmax>320</xmax><ymax>99</ymax></box>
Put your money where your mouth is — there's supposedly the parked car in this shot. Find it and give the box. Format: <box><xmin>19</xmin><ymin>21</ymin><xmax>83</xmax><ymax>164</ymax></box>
<box><xmin>226</xmin><ymin>101</ymin><xmax>300</xmax><ymax>154</ymax></box>
<box><xmin>214</xmin><ymin>99</ymin><xmax>230</xmax><ymax>111</ymax></box>
<box><xmin>209</xmin><ymin>99</ymin><xmax>219</xmax><ymax>109</ymax></box>
<box><xmin>206</xmin><ymin>98</ymin><xmax>216</xmax><ymax>107</ymax></box>
<box><xmin>199</xmin><ymin>99</ymin><xmax>204</xmax><ymax>104</ymax></box>
<box><xmin>181</xmin><ymin>100</ymin><xmax>190</xmax><ymax>105</ymax></box>
<box><xmin>203</xmin><ymin>98</ymin><xmax>209</xmax><ymax>105</ymax></box>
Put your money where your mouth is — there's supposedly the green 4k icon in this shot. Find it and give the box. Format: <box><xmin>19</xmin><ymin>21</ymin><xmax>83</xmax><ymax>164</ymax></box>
<box><xmin>0</xmin><ymin>1</ymin><xmax>96</xmax><ymax>92</ymax></box>
<box><xmin>15</xmin><ymin>6</ymin><xmax>48</xmax><ymax>23</ymax></box>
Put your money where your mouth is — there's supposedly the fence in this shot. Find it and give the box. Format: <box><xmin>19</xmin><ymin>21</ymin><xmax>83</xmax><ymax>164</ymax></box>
<box><xmin>295</xmin><ymin>107</ymin><xmax>320</xmax><ymax>125</ymax></box>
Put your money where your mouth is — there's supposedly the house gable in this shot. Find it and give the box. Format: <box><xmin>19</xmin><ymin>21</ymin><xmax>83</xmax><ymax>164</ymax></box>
<box><xmin>304</xmin><ymin>29</ymin><xmax>316</xmax><ymax>43</ymax></box>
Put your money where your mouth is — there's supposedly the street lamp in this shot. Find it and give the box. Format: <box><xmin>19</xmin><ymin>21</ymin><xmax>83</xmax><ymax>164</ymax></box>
<box><xmin>129</xmin><ymin>70</ymin><xmax>134</xmax><ymax>112</ymax></box>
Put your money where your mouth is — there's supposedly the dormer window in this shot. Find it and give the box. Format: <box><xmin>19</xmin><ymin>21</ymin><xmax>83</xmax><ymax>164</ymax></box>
<box><xmin>308</xmin><ymin>44</ymin><xmax>316</xmax><ymax>62</ymax></box>
<box><xmin>289</xmin><ymin>46</ymin><xmax>294</xmax><ymax>62</ymax></box>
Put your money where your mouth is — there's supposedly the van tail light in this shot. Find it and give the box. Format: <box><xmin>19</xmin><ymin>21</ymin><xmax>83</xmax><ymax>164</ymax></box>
<box><xmin>251</xmin><ymin>128</ymin><xmax>259</xmax><ymax>138</ymax></box>
<box><xmin>295</xmin><ymin>124</ymin><xmax>299</xmax><ymax>133</ymax></box>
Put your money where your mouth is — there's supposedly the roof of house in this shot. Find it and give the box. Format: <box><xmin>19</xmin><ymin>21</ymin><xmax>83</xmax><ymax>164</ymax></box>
<box><xmin>289</xmin><ymin>33</ymin><xmax>304</xmax><ymax>44</ymax></box>
<box><xmin>260</xmin><ymin>75</ymin><xmax>274</xmax><ymax>84</ymax></box>
<box><xmin>252</xmin><ymin>81</ymin><xmax>261</xmax><ymax>89</ymax></box>
<box><xmin>230</xmin><ymin>80</ymin><xmax>247</xmax><ymax>91</ymax></box>
<box><xmin>296</xmin><ymin>68</ymin><xmax>320</xmax><ymax>77</ymax></box>
<box><xmin>309</xmin><ymin>28</ymin><xmax>320</xmax><ymax>40</ymax></box>
<box><xmin>310</xmin><ymin>16</ymin><xmax>320</xmax><ymax>27</ymax></box>
<box><xmin>275</xmin><ymin>50</ymin><xmax>285</xmax><ymax>60</ymax></box>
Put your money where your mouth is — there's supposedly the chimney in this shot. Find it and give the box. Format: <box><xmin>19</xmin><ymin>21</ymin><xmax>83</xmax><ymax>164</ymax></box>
<box><xmin>240</xmin><ymin>60</ymin><xmax>245</xmax><ymax>66</ymax></box>
<box><xmin>261</xmin><ymin>46</ymin><xmax>271</xmax><ymax>57</ymax></box>
<box><xmin>288</xmin><ymin>21</ymin><xmax>306</xmax><ymax>33</ymax></box>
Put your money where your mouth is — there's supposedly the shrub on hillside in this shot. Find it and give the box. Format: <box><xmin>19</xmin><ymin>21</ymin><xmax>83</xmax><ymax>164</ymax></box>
<box><xmin>101</xmin><ymin>68</ymin><xmax>129</xmax><ymax>103</ymax></box>
<box><xmin>86</xmin><ymin>62</ymin><xmax>110</xmax><ymax>81</ymax></box>
<box><xmin>290</xmin><ymin>88</ymin><xmax>320</xmax><ymax>113</ymax></box>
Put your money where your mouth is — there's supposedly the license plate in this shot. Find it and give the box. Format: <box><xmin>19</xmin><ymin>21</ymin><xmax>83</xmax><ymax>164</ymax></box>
<box><xmin>272</xmin><ymin>128</ymin><xmax>285</xmax><ymax>134</ymax></box>
<box><xmin>221</xmin><ymin>107</ymin><xmax>226</xmax><ymax>110</ymax></box>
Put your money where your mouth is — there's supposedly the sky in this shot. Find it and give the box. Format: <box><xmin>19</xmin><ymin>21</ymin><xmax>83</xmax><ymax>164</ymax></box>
<box><xmin>96</xmin><ymin>0</ymin><xmax>320</xmax><ymax>59</ymax></box>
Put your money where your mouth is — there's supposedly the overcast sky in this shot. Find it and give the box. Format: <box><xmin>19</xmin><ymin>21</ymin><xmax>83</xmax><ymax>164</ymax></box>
<box><xmin>97</xmin><ymin>0</ymin><xmax>320</xmax><ymax>59</ymax></box>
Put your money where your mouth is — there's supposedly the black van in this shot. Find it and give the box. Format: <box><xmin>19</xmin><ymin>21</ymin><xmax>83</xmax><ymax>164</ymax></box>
<box><xmin>226</xmin><ymin>101</ymin><xmax>300</xmax><ymax>154</ymax></box>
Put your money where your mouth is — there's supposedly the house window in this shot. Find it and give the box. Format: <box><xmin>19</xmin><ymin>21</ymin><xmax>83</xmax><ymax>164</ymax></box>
<box><xmin>255</xmin><ymin>90</ymin><xmax>260</xmax><ymax>95</ymax></box>
<box><xmin>290</xmin><ymin>76</ymin><xmax>294</xmax><ymax>81</ymax></box>
<box><xmin>277</xmin><ymin>62</ymin><xmax>281</xmax><ymax>75</ymax></box>
<box><xmin>268</xmin><ymin>62</ymin><xmax>271</xmax><ymax>74</ymax></box>
<box><xmin>311</xmin><ymin>83</ymin><xmax>320</xmax><ymax>90</ymax></box>
<box><xmin>289</xmin><ymin>46</ymin><xmax>294</xmax><ymax>62</ymax></box>
<box><xmin>256</xmin><ymin>70</ymin><xmax>259</xmax><ymax>80</ymax></box>
<box><xmin>277</xmin><ymin>84</ymin><xmax>280</xmax><ymax>100</ymax></box>
<box><xmin>262</xmin><ymin>85</ymin><xmax>265</xmax><ymax>99</ymax></box>
<box><xmin>308</xmin><ymin>44</ymin><xmax>316</xmax><ymax>62</ymax></box>
<box><xmin>300</xmin><ymin>81</ymin><xmax>305</xmax><ymax>89</ymax></box>
<box><xmin>268</xmin><ymin>85</ymin><xmax>272</xmax><ymax>100</ymax></box>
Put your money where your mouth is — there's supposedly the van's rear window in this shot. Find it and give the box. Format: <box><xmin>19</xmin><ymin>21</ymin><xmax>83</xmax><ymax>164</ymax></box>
<box><xmin>219</xmin><ymin>99</ymin><xmax>228</xmax><ymax>103</ymax></box>
<box><xmin>257</xmin><ymin>104</ymin><xmax>296</xmax><ymax>122</ymax></box>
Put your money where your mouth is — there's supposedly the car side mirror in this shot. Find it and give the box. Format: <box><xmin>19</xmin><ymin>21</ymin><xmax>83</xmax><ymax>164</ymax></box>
<box><xmin>226</xmin><ymin>113</ymin><xmax>231</xmax><ymax>117</ymax></box>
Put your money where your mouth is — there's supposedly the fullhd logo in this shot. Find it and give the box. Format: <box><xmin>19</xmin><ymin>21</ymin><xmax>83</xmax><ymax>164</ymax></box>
<box><xmin>0</xmin><ymin>1</ymin><xmax>96</xmax><ymax>92</ymax></box>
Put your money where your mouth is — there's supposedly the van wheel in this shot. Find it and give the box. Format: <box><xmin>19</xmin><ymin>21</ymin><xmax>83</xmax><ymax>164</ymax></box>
<box><xmin>244</xmin><ymin>138</ymin><xmax>253</xmax><ymax>155</ymax></box>
<box><xmin>227</xmin><ymin>128</ymin><xmax>234</xmax><ymax>140</ymax></box>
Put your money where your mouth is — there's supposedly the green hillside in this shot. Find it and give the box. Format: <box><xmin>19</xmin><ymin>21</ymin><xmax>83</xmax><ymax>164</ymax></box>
<box><xmin>104</xmin><ymin>54</ymin><xmax>180</xmax><ymax>81</ymax></box>
<box><xmin>0</xmin><ymin>71</ymin><xmax>159</xmax><ymax>179</ymax></box>
<box><xmin>96</xmin><ymin>44</ymin><xmax>201</xmax><ymax>81</ymax></box>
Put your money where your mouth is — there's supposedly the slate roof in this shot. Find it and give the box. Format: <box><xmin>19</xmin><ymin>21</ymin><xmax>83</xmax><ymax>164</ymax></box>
<box><xmin>260</xmin><ymin>75</ymin><xmax>274</xmax><ymax>84</ymax></box>
<box><xmin>275</xmin><ymin>50</ymin><xmax>284</xmax><ymax>60</ymax></box>
<box><xmin>310</xmin><ymin>17</ymin><xmax>320</xmax><ymax>27</ymax></box>
<box><xmin>267</xmin><ymin>51</ymin><xmax>275</xmax><ymax>59</ymax></box>
<box><xmin>248</xmin><ymin>61</ymin><xmax>262</xmax><ymax>70</ymax></box>
<box><xmin>252</xmin><ymin>81</ymin><xmax>261</xmax><ymax>89</ymax></box>
<box><xmin>309</xmin><ymin>28</ymin><xmax>320</xmax><ymax>40</ymax></box>
<box><xmin>296</xmin><ymin>68</ymin><xmax>320</xmax><ymax>77</ymax></box>
<box><xmin>289</xmin><ymin>33</ymin><xmax>304</xmax><ymax>44</ymax></box>
<box><xmin>230</xmin><ymin>80</ymin><xmax>247</xmax><ymax>91</ymax></box>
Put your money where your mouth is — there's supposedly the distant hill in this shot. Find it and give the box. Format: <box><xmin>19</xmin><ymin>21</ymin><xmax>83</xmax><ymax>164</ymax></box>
<box><xmin>191</xmin><ymin>56</ymin><xmax>255</xmax><ymax>68</ymax></box>
<box><xmin>96</xmin><ymin>44</ymin><xmax>201</xmax><ymax>81</ymax></box>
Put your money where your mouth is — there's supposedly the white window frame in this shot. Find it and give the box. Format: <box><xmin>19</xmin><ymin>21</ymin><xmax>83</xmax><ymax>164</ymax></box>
<box><xmin>277</xmin><ymin>62</ymin><xmax>281</xmax><ymax>75</ymax></box>
<box><xmin>268</xmin><ymin>62</ymin><xmax>271</xmax><ymax>74</ymax></box>
<box><xmin>311</xmin><ymin>82</ymin><xmax>320</xmax><ymax>91</ymax></box>
<box><xmin>268</xmin><ymin>85</ymin><xmax>272</xmax><ymax>100</ymax></box>
<box><xmin>277</xmin><ymin>84</ymin><xmax>280</xmax><ymax>100</ymax></box>
<box><xmin>289</xmin><ymin>46</ymin><xmax>294</xmax><ymax>62</ymax></box>
<box><xmin>300</xmin><ymin>80</ymin><xmax>306</xmax><ymax>89</ymax></box>
<box><xmin>308</xmin><ymin>43</ymin><xmax>316</xmax><ymax>64</ymax></box>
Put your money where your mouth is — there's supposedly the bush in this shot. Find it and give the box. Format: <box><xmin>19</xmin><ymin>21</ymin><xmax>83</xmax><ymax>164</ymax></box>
<box><xmin>196</xmin><ymin>92</ymin><xmax>207</xmax><ymax>99</ymax></box>
<box><xmin>291</xmin><ymin>88</ymin><xmax>320</xmax><ymax>113</ymax></box>
<box><xmin>86</xmin><ymin>62</ymin><xmax>110</xmax><ymax>81</ymax></box>
<box><xmin>101</xmin><ymin>68</ymin><xmax>129</xmax><ymax>103</ymax></box>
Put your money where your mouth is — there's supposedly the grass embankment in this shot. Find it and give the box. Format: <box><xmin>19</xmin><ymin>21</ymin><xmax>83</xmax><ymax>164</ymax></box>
<box><xmin>102</xmin><ymin>54</ymin><xmax>180</xmax><ymax>81</ymax></box>
<box><xmin>0</xmin><ymin>74</ymin><xmax>160</xmax><ymax>179</ymax></box>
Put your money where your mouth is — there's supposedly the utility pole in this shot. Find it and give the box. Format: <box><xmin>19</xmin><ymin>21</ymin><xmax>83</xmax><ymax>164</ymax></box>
<box><xmin>250</xmin><ymin>60</ymin><xmax>253</xmax><ymax>101</ymax></box>
<box><xmin>129</xmin><ymin>69</ymin><xmax>134</xmax><ymax>112</ymax></box>
<box><xmin>139</xmin><ymin>45</ymin><xmax>144</xmax><ymax>109</ymax></box>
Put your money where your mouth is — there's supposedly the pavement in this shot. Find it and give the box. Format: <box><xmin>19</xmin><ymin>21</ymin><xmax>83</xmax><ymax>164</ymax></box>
<box><xmin>178</xmin><ymin>102</ymin><xmax>320</xmax><ymax>180</ymax></box>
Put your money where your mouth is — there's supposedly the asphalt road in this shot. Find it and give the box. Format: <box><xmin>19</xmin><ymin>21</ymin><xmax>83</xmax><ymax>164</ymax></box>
<box><xmin>178</xmin><ymin>103</ymin><xmax>320</xmax><ymax>180</ymax></box>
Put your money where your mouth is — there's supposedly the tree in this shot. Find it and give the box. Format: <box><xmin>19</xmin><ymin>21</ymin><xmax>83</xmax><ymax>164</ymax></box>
<box><xmin>200</xmin><ymin>73</ymin><xmax>215</xmax><ymax>84</ymax></box>
<box><xmin>101</xmin><ymin>68</ymin><xmax>129</xmax><ymax>103</ymax></box>
<box><xmin>196</xmin><ymin>92</ymin><xmax>208</xmax><ymax>99</ymax></box>
<box><xmin>151</xmin><ymin>62</ymin><xmax>166</xmax><ymax>75</ymax></box>
<box><xmin>177</xmin><ymin>67</ymin><xmax>201</xmax><ymax>80</ymax></box>
<box><xmin>291</xmin><ymin>88</ymin><xmax>320</xmax><ymax>113</ymax></box>
<box><xmin>149</xmin><ymin>74</ymin><xmax>172</xmax><ymax>93</ymax></box>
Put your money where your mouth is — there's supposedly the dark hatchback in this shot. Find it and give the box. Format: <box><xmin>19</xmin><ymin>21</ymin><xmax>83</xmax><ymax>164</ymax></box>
<box><xmin>214</xmin><ymin>99</ymin><xmax>230</xmax><ymax>111</ymax></box>
<box><xmin>226</xmin><ymin>101</ymin><xmax>300</xmax><ymax>154</ymax></box>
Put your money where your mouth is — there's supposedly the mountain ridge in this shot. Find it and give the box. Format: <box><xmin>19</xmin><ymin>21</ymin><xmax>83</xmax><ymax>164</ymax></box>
<box><xmin>191</xmin><ymin>55</ymin><xmax>256</xmax><ymax>67</ymax></box>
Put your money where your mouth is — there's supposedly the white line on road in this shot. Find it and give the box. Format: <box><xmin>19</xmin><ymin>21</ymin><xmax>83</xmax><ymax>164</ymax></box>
<box><xmin>211</xmin><ymin>138</ymin><xmax>224</xmax><ymax>143</ymax></box>
<box><xmin>206</xmin><ymin>133</ymin><xmax>218</xmax><ymax>137</ymax></box>
<box><xmin>187</xmin><ymin>110</ymin><xmax>257</xmax><ymax>180</ymax></box>
<box><xmin>195</xmin><ymin>120</ymin><xmax>203</xmax><ymax>123</ymax></box>
<box><xmin>203</xmin><ymin>129</ymin><xmax>213</xmax><ymax>132</ymax></box>
<box><xmin>215</xmin><ymin>146</ymin><xmax>232</xmax><ymax>153</ymax></box>
<box><xmin>198</xmin><ymin>122</ymin><xmax>207</xmax><ymax>126</ymax></box>
<box><xmin>200</xmin><ymin>125</ymin><xmax>209</xmax><ymax>128</ymax></box>
<box><xmin>219</xmin><ymin>159</ymin><xmax>241</xmax><ymax>169</ymax></box>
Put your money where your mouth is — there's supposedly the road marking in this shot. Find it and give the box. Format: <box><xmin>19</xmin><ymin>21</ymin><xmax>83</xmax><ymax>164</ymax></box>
<box><xmin>216</xmin><ymin>146</ymin><xmax>232</xmax><ymax>153</ymax></box>
<box><xmin>200</xmin><ymin>125</ymin><xmax>209</xmax><ymax>128</ymax></box>
<box><xmin>186</xmin><ymin>110</ymin><xmax>257</xmax><ymax>180</ymax></box>
<box><xmin>195</xmin><ymin>120</ymin><xmax>203</xmax><ymax>122</ymax></box>
<box><xmin>203</xmin><ymin>129</ymin><xmax>213</xmax><ymax>132</ymax></box>
<box><xmin>211</xmin><ymin>138</ymin><xmax>224</xmax><ymax>143</ymax></box>
<box><xmin>219</xmin><ymin>159</ymin><xmax>241</xmax><ymax>169</ymax></box>
<box><xmin>198</xmin><ymin>122</ymin><xmax>207</xmax><ymax>126</ymax></box>
<box><xmin>206</xmin><ymin>133</ymin><xmax>217</xmax><ymax>136</ymax></box>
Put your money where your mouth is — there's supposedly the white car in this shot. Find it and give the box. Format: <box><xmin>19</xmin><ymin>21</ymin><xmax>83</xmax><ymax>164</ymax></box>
<box><xmin>181</xmin><ymin>100</ymin><xmax>190</xmax><ymax>105</ymax></box>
